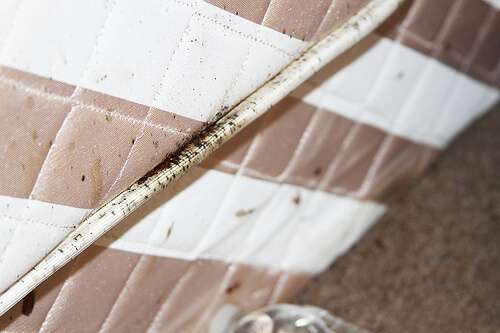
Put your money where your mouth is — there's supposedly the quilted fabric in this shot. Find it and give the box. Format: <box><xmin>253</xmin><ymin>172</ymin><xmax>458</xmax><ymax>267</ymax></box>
<box><xmin>0</xmin><ymin>0</ymin><xmax>498</xmax><ymax>331</ymax></box>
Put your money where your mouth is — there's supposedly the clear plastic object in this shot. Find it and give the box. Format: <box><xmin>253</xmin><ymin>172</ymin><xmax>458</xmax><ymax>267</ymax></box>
<box><xmin>209</xmin><ymin>303</ymin><xmax>367</xmax><ymax>333</ymax></box>
<box><xmin>233</xmin><ymin>304</ymin><xmax>335</xmax><ymax>332</ymax></box>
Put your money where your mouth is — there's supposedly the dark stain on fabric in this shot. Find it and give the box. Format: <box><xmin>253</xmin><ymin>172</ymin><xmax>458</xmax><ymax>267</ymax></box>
<box><xmin>374</xmin><ymin>238</ymin><xmax>385</xmax><ymax>251</ymax></box>
<box><xmin>21</xmin><ymin>291</ymin><xmax>35</xmax><ymax>316</ymax></box>
<box><xmin>90</xmin><ymin>156</ymin><xmax>103</xmax><ymax>205</ymax></box>
<box><xmin>26</xmin><ymin>96</ymin><xmax>35</xmax><ymax>109</ymax></box>
<box><xmin>293</xmin><ymin>193</ymin><xmax>301</xmax><ymax>205</ymax></box>
<box><xmin>236</xmin><ymin>209</ymin><xmax>254</xmax><ymax>217</ymax></box>
<box><xmin>167</xmin><ymin>223</ymin><xmax>174</xmax><ymax>238</ymax></box>
<box><xmin>193</xmin><ymin>137</ymin><xmax>202</xmax><ymax>148</ymax></box>
<box><xmin>226</xmin><ymin>282</ymin><xmax>240</xmax><ymax>294</ymax></box>
<box><xmin>105</xmin><ymin>111</ymin><xmax>112</xmax><ymax>122</ymax></box>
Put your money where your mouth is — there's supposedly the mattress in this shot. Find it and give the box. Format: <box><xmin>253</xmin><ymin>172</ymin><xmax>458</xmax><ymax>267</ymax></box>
<box><xmin>0</xmin><ymin>0</ymin><xmax>498</xmax><ymax>331</ymax></box>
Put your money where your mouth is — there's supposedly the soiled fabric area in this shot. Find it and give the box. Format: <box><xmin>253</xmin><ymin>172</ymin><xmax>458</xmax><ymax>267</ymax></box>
<box><xmin>295</xmin><ymin>105</ymin><xmax>500</xmax><ymax>332</ymax></box>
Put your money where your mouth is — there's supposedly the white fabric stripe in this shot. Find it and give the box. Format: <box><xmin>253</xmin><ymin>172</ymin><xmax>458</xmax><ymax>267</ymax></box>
<box><xmin>291</xmin><ymin>34</ymin><xmax>500</xmax><ymax>149</ymax></box>
<box><xmin>96</xmin><ymin>167</ymin><xmax>386</xmax><ymax>274</ymax></box>
<box><xmin>0</xmin><ymin>195</ymin><xmax>90</xmax><ymax>292</ymax></box>
<box><xmin>0</xmin><ymin>0</ymin><xmax>114</xmax><ymax>85</ymax></box>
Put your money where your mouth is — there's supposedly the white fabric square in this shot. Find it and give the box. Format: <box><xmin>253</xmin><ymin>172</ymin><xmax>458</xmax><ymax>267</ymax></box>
<box><xmin>223</xmin><ymin>25</ymin><xmax>307</xmax><ymax>110</ymax></box>
<box><xmin>322</xmin><ymin>34</ymin><xmax>389</xmax><ymax>104</ymax></box>
<box><xmin>433</xmin><ymin>75</ymin><xmax>500</xmax><ymax>146</ymax></box>
<box><xmin>0</xmin><ymin>0</ymin><xmax>113</xmax><ymax>85</ymax></box>
<box><xmin>236</xmin><ymin>185</ymin><xmax>313</xmax><ymax>268</ymax></box>
<box><xmin>282</xmin><ymin>191</ymin><xmax>385</xmax><ymax>273</ymax></box>
<box><xmin>195</xmin><ymin>174</ymin><xmax>279</xmax><ymax>258</ymax></box>
<box><xmin>79</xmin><ymin>0</ymin><xmax>196</xmax><ymax>107</ymax></box>
<box><xmin>365</xmin><ymin>40</ymin><xmax>428</xmax><ymax>130</ymax></box>
<box><xmin>152</xmin><ymin>168</ymin><xmax>233</xmax><ymax>253</ymax></box>
<box><xmin>394</xmin><ymin>58</ymin><xmax>460</xmax><ymax>146</ymax></box>
<box><xmin>151</xmin><ymin>1</ymin><xmax>259</xmax><ymax>121</ymax></box>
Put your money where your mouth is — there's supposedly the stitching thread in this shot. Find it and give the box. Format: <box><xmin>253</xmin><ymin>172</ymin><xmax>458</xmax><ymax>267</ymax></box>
<box><xmin>173</xmin><ymin>0</ymin><xmax>296</xmax><ymax>57</ymax></box>
<box><xmin>0</xmin><ymin>214</ymin><xmax>78</xmax><ymax>230</ymax></box>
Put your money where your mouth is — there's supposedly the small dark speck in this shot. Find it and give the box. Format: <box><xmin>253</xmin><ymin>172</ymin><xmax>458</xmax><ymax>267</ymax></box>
<box><xmin>443</xmin><ymin>41</ymin><xmax>452</xmax><ymax>51</ymax></box>
<box><xmin>396</xmin><ymin>72</ymin><xmax>404</xmax><ymax>79</ymax></box>
<box><xmin>226</xmin><ymin>282</ymin><xmax>240</xmax><ymax>294</ymax></box>
<box><xmin>132</xmin><ymin>139</ymin><xmax>135</xmax><ymax>145</ymax></box>
<box><xmin>58</xmin><ymin>249</ymin><xmax>63</xmax><ymax>253</ymax></box>
<box><xmin>167</xmin><ymin>223</ymin><xmax>174</xmax><ymax>238</ymax></box>
<box><xmin>313</xmin><ymin>168</ymin><xmax>322</xmax><ymax>176</ymax></box>
<box><xmin>293</xmin><ymin>193</ymin><xmax>301</xmax><ymax>205</ymax></box>
<box><xmin>81</xmin><ymin>175</ymin><xmax>85</xmax><ymax>181</ymax></box>
<box><xmin>374</xmin><ymin>238</ymin><xmax>385</xmax><ymax>250</ymax></box>
<box><xmin>153</xmin><ymin>140</ymin><xmax>159</xmax><ymax>148</ymax></box>
<box><xmin>21</xmin><ymin>291</ymin><xmax>35</xmax><ymax>316</ymax></box>
<box><xmin>193</xmin><ymin>138</ymin><xmax>203</xmax><ymax>148</ymax></box>
<box><xmin>235</xmin><ymin>209</ymin><xmax>254</xmax><ymax>217</ymax></box>
<box><xmin>105</xmin><ymin>112</ymin><xmax>112</xmax><ymax>122</ymax></box>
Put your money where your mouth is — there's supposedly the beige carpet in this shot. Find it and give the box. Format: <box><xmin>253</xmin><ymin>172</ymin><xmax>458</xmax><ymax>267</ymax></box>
<box><xmin>294</xmin><ymin>104</ymin><xmax>500</xmax><ymax>333</ymax></box>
